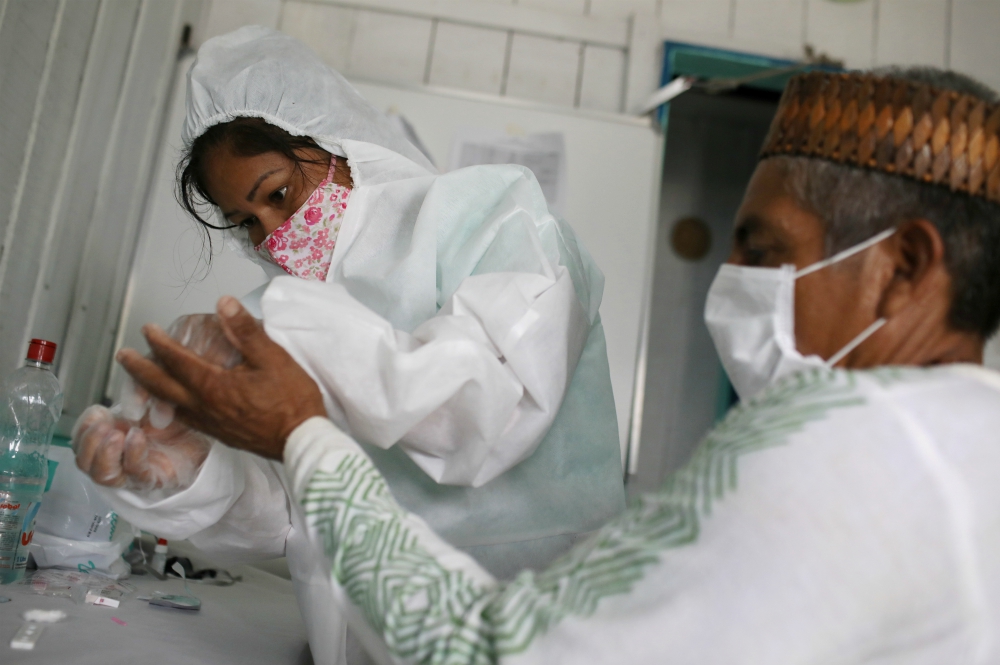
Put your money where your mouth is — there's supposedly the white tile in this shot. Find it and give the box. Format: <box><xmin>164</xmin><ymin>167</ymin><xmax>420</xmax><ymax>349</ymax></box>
<box><xmin>804</xmin><ymin>0</ymin><xmax>875</xmax><ymax>69</ymax></box>
<box><xmin>279</xmin><ymin>2</ymin><xmax>357</xmax><ymax>73</ymax></box>
<box><xmin>428</xmin><ymin>22</ymin><xmax>508</xmax><ymax>94</ymax></box>
<box><xmin>950</xmin><ymin>1</ymin><xmax>1000</xmax><ymax>93</ymax></box>
<box><xmin>199</xmin><ymin>0</ymin><xmax>281</xmax><ymax>42</ymax></box>
<box><xmin>874</xmin><ymin>0</ymin><xmax>947</xmax><ymax>68</ymax></box>
<box><xmin>660</xmin><ymin>0</ymin><xmax>732</xmax><ymax>38</ymax></box>
<box><xmin>579</xmin><ymin>44</ymin><xmax>625</xmax><ymax>110</ymax></box>
<box><xmin>348</xmin><ymin>11</ymin><xmax>434</xmax><ymax>85</ymax></box>
<box><xmin>624</xmin><ymin>8</ymin><xmax>663</xmax><ymax>112</ymax></box>
<box><xmin>505</xmin><ymin>33</ymin><xmax>581</xmax><ymax>106</ymax></box>
<box><xmin>517</xmin><ymin>0</ymin><xmax>588</xmax><ymax>14</ymax></box>
<box><xmin>733</xmin><ymin>0</ymin><xmax>804</xmax><ymax>56</ymax></box>
<box><xmin>588</xmin><ymin>0</ymin><xmax>659</xmax><ymax>18</ymax></box>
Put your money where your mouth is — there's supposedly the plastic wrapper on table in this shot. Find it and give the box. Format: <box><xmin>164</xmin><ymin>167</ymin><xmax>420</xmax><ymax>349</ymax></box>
<box><xmin>17</xmin><ymin>568</ymin><xmax>136</xmax><ymax>604</ymax></box>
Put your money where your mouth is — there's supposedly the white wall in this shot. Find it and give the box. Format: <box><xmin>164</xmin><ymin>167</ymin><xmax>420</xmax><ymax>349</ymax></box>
<box><xmin>107</xmin><ymin>55</ymin><xmax>270</xmax><ymax>401</ymax></box>
<box><xmin>196</xmin><ymin>0</ymin><xmax>1000</xmax><ymax>116</ymax></box>
<box><xmin>196</xmin><ymin>0</ymin><xmax>660</xmax><ymax>114</ymax></box>
<box><xmin>658</xmin><ymin>0</ymin><xmax>1000</xmax><ymax>94</ymax></box>
<box><xmin>0</xmin><ymin>0</ymin><xmax>202</xmax><ymax>431</ymax></box>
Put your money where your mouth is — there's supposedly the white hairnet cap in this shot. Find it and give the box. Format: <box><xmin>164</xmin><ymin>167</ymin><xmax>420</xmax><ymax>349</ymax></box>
<box><xmin>182</xmin><ymin>25</ymin><xmax>435</xmax><ymax>172</ymax></box>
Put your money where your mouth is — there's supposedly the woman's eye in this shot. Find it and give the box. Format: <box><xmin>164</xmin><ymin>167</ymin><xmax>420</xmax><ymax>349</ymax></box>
<box><xmin>269</xmin><ymin>186</ymin><xmax>288</xmax><ymax>203</ymax></box>
<box><xmin>239</xmin><ymin>217</ymin><xmax>259</xmax><ymax>230</ymax></box>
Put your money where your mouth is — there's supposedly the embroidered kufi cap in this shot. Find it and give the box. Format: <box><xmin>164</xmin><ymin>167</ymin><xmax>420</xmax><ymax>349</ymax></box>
<box><xmin>761</xmin><ymin>71</ymin><xmax>1000</xmax><ymax>203</ymax></box>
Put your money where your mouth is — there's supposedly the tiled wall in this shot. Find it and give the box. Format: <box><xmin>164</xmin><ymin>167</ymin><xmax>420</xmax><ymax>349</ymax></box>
<box><xmin>271</xmin><ymin>0</ymin><xmax>638</xmax><ymax>113</ymax></box>
<box><xmin>612</xmin><ymin>0</ymin><xmax>999</xmax><ymax>91</ymax></box>
<box><xmin>0</xmin><ymin>0</ymin><xmax>201</xmax><ymax>422</ymax></box>
<box><xmin>597</xmin><ymin>0</ymin><xmax>995</xmax><ymax>79</ymax></box>
<box><xmin>200</xmin><ymin>0</ymin><xmax>1000</xmax><ymax>113</ymax></box>
<box><xmin>653</xmin><ymin>0</ymin><xmax>998</xmax><ymax>85</ymax></box>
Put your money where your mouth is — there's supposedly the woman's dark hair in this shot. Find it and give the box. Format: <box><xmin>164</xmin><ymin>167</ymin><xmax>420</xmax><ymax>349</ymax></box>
<box><xmin>176</xmin><ymin>116</ymin><xmax>327</xmax><ymax>230</ymax></box>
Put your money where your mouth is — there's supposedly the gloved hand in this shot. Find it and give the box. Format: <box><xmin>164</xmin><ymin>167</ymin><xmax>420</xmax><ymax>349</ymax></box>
<box><xmin>72</xmin><ymin>404</ymin><xmax>211</xmax><ymax>491</ymax></box>
<box><xmin>119</xmin><ymin>314</ymin><xmax>243</xmax><ymax>429</ymax></box>
<box><xmin>72</xmin><ymin>314</ymin><xmax>240</xmax><ymax>492</ymax></box>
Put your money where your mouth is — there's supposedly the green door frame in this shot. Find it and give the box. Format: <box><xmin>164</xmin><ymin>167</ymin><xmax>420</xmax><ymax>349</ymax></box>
<box><xmin>658</xmin><ymin>41</ymin><xmax>840</xmax><ymax>126</ymax></box>
<box><xmin>657</xmin><ymin>42</ymin><xmax>840</xmax><ymax>419</ymax></box>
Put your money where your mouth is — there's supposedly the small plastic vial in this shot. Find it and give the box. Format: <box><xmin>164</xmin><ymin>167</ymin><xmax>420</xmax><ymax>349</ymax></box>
<box><xmin>151</xmin><ymin>538</ymin><xmax>168</xmax><ymax>576</ymax></box>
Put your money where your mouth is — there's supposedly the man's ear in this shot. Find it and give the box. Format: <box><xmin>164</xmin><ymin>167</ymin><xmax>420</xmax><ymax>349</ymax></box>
<box><xmin>877</xmin><ymin>218</ymin><xmax>948</xmax><ymax>319</ymax></box>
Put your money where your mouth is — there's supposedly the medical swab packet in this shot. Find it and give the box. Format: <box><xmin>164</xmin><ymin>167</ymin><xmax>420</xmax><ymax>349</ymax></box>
<box><xmin>20</xmin><ymin>568</ymin><xmax>135</xmax><ymax>605</ymax></box>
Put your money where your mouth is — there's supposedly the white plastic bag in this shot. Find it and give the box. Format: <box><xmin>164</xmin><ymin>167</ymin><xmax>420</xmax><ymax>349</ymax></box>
<box><xmin>36</xmin><ymin>445</ymin><xmax>123</xmax><ymax>541</ymax></box>
<box><xmin>29</xmin><ymin>445</ymin><xmax>137</xmax><ymax>577</ymax></box>
<box><xmin>28</xmin><ymin>531</ymin><xmax>133</xmax><ymax>579</ymax></box>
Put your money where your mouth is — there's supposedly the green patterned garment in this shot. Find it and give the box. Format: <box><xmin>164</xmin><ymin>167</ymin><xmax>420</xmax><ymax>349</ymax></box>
<box><xmin>301</xmin><ymin>368</ymin><xmax>866</xmax><ymax>663</ymax></box>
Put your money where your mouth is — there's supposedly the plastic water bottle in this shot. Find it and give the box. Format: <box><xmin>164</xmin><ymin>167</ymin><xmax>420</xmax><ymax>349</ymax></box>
<box><xmin>0</xmin><ymin>340</ymin><xmax>63</xmax><ymax>585</ymax></box>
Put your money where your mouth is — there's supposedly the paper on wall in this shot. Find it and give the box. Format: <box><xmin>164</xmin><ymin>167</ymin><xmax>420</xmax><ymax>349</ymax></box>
<box><xmin>449</xmin><ymin>128</ymin><xmax>567</xmax><ymax>215</ymax></box>
<box><xmin>985</xmin><ymin>336</ymin><xmax>1000</xmax><ymax>372</ymax></box>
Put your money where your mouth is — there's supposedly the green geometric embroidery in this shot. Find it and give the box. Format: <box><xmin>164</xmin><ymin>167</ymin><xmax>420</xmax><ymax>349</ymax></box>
<box><xmin>671</xmin><ymin>368</ymin><xmax>866</xmax><ymax>518</ymax></box>
<box><xmin>866</xmin><ymin>365</ymin><xmax>921</xmax><ymax>388</ymax></box>
<box><xmin>303</xmin><ymin>455</ymin><xmax>493</xmax><ymax>662</ymax></box>
<box><xmin>302</xmin><ymin>368</ymin><xmax>865</xmax><ymax>663</ymax></box>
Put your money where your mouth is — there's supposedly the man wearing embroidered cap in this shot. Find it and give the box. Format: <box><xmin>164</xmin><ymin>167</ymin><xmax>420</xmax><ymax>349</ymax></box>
<box><xmin>119</xmin><ymin>66</ymin><xmax>1000</xmax><ymax>663</ymax></box>
<box><xmin>705</xmin><ymin>68</ymin><xmax>1000</xmax><ymax>402</ymax></box>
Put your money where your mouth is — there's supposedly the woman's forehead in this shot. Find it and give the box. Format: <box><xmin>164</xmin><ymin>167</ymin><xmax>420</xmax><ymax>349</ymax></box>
<box><xmin>203</xmin><ymin>150</ymin><xmax>290</xmax><ymax>195</ymax></box>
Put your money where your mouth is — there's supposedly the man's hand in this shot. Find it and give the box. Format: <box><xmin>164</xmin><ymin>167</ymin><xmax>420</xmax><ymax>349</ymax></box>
<box><xmin>119</xmin><ymin>313</ymin><xmax>244</xmax><ymax>429</ymax></box>
<box><xmin>116</xmin><ymin>296</ymin><xmax>327</xmax><ymax>461</ymax></box>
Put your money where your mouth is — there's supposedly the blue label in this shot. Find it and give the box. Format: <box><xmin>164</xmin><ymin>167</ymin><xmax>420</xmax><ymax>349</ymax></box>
<box><xmin>45</xmin><ymin>459</ymin><xmax>59</xmax><ymax>493</ymax></box>
<box><xmin>13</xmin><ymin>501</ymin><xmax>41</xmax><ymax>569</ymax></box>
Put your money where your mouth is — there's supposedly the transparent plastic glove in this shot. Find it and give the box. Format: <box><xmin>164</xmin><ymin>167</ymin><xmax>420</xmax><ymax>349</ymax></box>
<box><xmin>72</xmin><ymin>404</ymin><xmax>210</xmax><ymax>492</ymax></box>
<box><xmin>118</xmin><ymin>314</ymin><xmax>243</xmax><ymax>430</ymax></box>
<box><xmin>120</xmin><ymin>374</ymin><xmax>178</xmax><ymax>429</ymax></box>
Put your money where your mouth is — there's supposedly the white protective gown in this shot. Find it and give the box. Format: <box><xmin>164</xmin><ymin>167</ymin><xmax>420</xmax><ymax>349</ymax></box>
<box><xmin>283</xmin><ymin>364</ymin><xmax>1000</xmax><ymax>665</ymax></box>
<box><xmin>98</xmin><ymin>26</ymin><xmax>625</xmax><ymax>665</ymax></box>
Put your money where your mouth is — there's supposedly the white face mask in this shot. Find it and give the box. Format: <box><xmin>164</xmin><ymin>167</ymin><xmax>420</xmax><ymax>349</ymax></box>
<box><xmin>704</xmin><ymin>227</ymin><xmax>896</xmax><ymax>402</ymax></box>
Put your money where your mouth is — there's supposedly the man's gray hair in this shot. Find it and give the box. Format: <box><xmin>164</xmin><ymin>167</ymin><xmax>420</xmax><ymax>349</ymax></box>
<box><xmin>770</xmin><ymin>67</ymin><xmax>1000</xmax><ymax>338</ymax></box>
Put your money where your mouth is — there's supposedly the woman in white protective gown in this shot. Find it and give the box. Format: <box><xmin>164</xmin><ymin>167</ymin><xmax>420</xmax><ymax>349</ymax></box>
<box><xmin>72</xmin><ymin>26</ymin><xmax>625</xmax><ymax>665</ymax></box>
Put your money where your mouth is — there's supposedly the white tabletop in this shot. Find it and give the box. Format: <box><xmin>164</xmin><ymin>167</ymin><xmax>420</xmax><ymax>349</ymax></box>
<box><xmin>1</xmin><ymin>564</ymin><xmax>311</xmax><ymax>664</ymax></box>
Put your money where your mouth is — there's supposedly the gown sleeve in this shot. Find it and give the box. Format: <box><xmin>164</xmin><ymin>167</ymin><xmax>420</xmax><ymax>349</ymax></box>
<box><xmin>262</xmin><ymin>263</ymin><xmax>590</xmax><ymax>488</ymax></box>
<box><xmin>262</xmin><ymin>161</ymin><xmax>603</xmax><ymax>489</ymax></box>
<box><xmin>96</xmin><ymin>442</ymin><xmax>291</xmax><ymax>563</ymax></box>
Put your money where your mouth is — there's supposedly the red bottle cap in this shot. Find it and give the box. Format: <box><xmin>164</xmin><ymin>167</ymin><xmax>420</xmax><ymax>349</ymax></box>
<box><xmin>156</xmin><ymin>538</ymin><xmax>168</xmax><ymax>546</ymax></box>
<box><xmin>26</xmin><ymin>339</ymin><xmax>57</xmax><ymax>364</ymax></box>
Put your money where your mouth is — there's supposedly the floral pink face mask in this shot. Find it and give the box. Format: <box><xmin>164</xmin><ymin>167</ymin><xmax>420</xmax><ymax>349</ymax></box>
<box><xmin>254</xmin><ymin>156</ymin><xmax>350</xmax><ymax>281</ymax></box>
